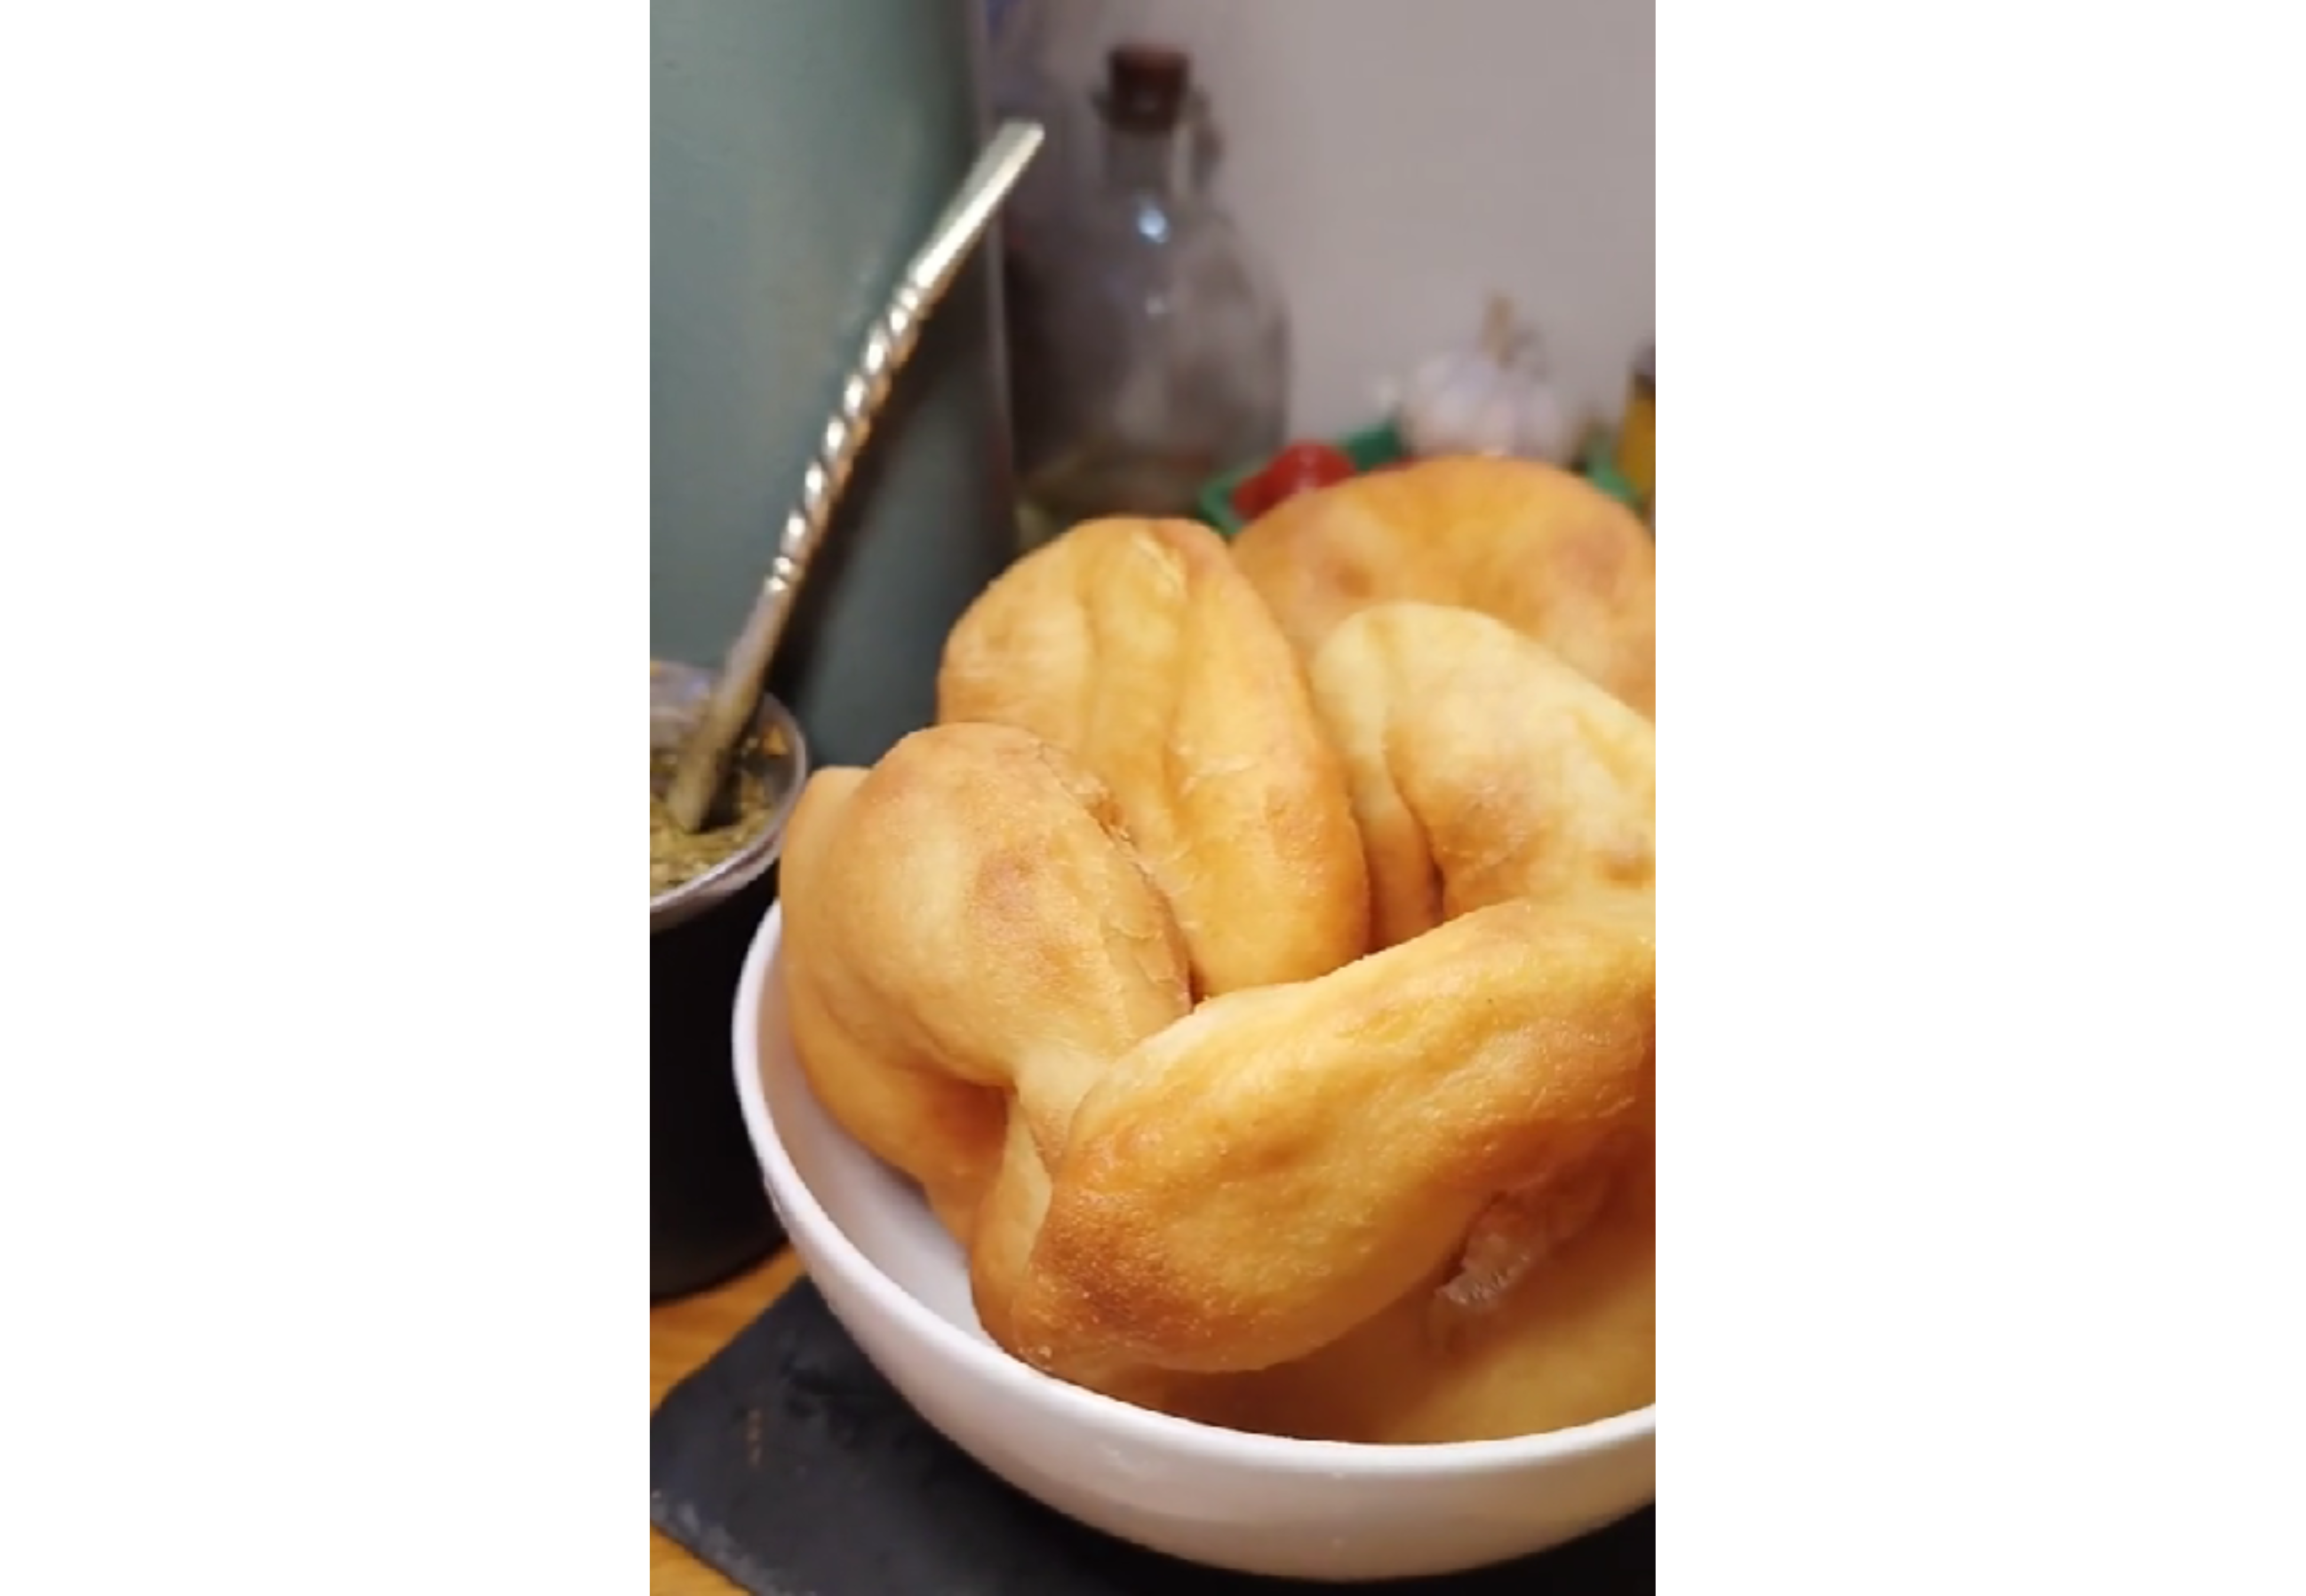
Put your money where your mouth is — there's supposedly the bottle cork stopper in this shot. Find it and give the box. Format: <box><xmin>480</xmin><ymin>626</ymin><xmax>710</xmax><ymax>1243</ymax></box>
<box><xmin>1105</xmin><ymin>43</ymin><xmax>1191</xmax><ymax>134</ymax></box>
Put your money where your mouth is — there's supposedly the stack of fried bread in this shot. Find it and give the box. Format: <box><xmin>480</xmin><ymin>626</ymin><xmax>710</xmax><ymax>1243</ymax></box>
<box><xmin>777</xmin><ymin>455</ymin><xmax>1657</xmax><ymax>1445</ymax></box>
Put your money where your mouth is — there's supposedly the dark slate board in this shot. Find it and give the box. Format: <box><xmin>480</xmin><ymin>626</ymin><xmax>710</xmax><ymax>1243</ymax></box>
<box><xmin>650</xmin><ymin>1276</ymin><xmax>1654</xmax><ymax>1593</ymax></box>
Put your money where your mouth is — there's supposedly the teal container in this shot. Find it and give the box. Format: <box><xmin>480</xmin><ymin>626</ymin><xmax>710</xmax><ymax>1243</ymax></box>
<box><xmin>652</xmin><ymin>0</ymin><xmax>1016</xmax><ymax>774</ymax></box>
<box><xmin>651</xmin><ymin>0</ymin><xmax>1015</xmax><ymax>1300</ymax></box>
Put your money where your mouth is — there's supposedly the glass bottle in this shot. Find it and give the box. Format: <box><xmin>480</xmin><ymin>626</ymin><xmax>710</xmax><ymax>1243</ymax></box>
<box><xmin>1012</xmin><ymin>44</ymin><xmax>1291</xmax><ymax>545</ymax></box>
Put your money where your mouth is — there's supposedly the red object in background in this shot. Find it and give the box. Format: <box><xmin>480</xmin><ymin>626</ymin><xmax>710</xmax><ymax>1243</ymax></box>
<box><xmin>1230</xmin><ymin>440</ymin><xmax>1358</xmax><ymax>520</ymax></box>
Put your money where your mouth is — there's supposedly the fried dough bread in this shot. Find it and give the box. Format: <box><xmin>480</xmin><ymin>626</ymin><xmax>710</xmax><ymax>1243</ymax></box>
<box><xmin>1229</xmin><ymin>456</ymin><xmax>1656</xmax><ymax>717</ymax></box>
<box><xmin>937</xmin><ymin>515</ymin><xmax>1369</xmax><ymax>995</ymax></box>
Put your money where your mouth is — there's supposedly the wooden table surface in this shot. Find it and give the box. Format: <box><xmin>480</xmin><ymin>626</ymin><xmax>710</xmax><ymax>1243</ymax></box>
<box><xmin>650</xmin><ymin>1248</ymin><xmax>808</xmax><ymax>1594</ymax></box>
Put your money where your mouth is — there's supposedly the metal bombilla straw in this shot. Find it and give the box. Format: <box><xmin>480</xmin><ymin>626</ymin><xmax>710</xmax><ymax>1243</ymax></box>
<box><xmin>663</xmin><ymin>119</ymin><xmax>1046</xmax><ymax>835</ymax></box>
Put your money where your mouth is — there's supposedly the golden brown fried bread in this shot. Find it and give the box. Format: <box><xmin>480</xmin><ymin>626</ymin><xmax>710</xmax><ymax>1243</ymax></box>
<box><xmin>1229</xmin><ymin>456</ymin><xmax>1657</xmax><ymax>717</ymax></box>
<box><xmin>935</xmin><ymin>515</ymin><xmax>1368</xmax><ymax>995</ymax></box>
<box><xmin>780</xmin><ymin>764</ymin><xmax>1003</xmax><ymax>1238</ymax></box>
<box><xmin>782</xmin><ymin>511</ymin><xmax>1659</xmax><ymax>1444</ymax></box>
<box><xmin>1184</xmin><ymin>1144</ymin><xmax>1654</xmax><ymax>1444</ymax></box>
<box><xmin>1308</xmin><ymin>602</ymin><xmax>1657</xmax><ymax>949</ymax></box>
<box><xmin>1006</xmin><ymin>890</ymin><xmax>1654</xmax><ymax>1400</ymax></box>
<box><xmin>777</xmin><ymin>723</ymin><xmax>1194</xmax><ymax>1323</ymax></box>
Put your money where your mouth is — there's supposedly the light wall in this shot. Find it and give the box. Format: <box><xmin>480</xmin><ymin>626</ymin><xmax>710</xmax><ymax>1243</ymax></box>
<box><xmin>1035</xmin><ymin>0</ymin><xmax>1655</xmax><ymax>437</ymax></box>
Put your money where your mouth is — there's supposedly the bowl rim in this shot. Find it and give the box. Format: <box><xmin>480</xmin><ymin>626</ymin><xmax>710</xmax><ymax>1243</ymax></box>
<box><xmin>730</xmin><ymin>898</ymin><xmax>1659</xmax><ymax>1475</ymax></box>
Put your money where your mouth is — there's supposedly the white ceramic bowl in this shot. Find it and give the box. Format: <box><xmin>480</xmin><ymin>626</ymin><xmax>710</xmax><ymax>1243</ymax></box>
<box><xmin>730</xmin><ymin>902</ymin><xmax>1656</xmax><ymax>1581</ymax></box>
